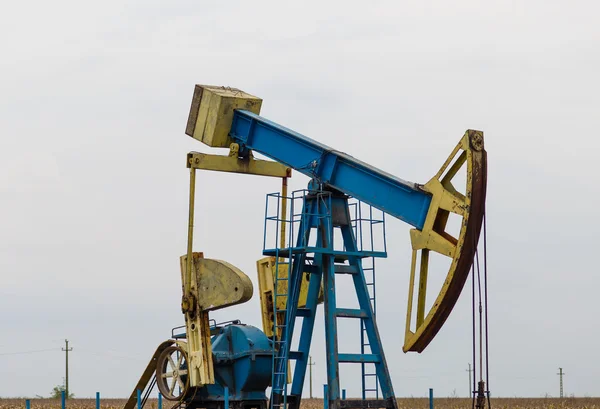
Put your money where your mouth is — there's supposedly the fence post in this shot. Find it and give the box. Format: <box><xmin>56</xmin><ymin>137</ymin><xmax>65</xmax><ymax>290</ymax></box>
<box><xmin>25</xmin><ymin>399</ymin><xmax>30</xmax><ymax>409</ymax></box>
<box><xmin>342</xmin><ymin>389</ymin><xmax>346</xmax><ymax>400</ymax></box>
<box><xmin>324</xmin><ymin>384</ymin><xmax>329</xmax><ymax>409</ymax></box>
<box><xmin>96</xmin><ymin>392</ymin><xmax>100</xmax><ymax>409</ymax></box>
<box><xmin>137</xmin><ymin>389</ymin><xmax>142</xmax><ymax>409</ymax></box>
<box><xmin>429</xmin><ymin>388</ymin><xmax>434</xmax><ymax>409</ymax></box>
<box><xmin>224</xmin><ymin>386</ymin><xmax>229</xmax><ymax>409</ymax></box>
<box><xmin>61</xmin><ymin>390</ymin><xmax>66</xmax><ymax>409</ymax></box>
<box><xmin>158</xmin><ymin>392</ymin><xmax>162</xmax><ymax>409</ymax></box>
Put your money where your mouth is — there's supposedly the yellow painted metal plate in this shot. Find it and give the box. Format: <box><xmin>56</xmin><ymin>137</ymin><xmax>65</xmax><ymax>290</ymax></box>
<box><xmin>179</xmin><ymin>252</ymin><xmax>215</xmax><ymax>387</ymax></box>
<box><xmin>180</xmin><ymin>253</ymin><xmax>254</xmax><ymax>311</ymax></box>
<box><xmin>187</xmin><ymin>152</ymin><xmax>290</xmax><ymax>178</ymax></box>
<box><xmin>186</xmin><ymin>84</ymin><xmax>262</xmax><ymax>148</ymax></box>
<box><xmin>256</xmin><ymin>257</ymin><xmax>323</xmax><ymax>339</ymax></box>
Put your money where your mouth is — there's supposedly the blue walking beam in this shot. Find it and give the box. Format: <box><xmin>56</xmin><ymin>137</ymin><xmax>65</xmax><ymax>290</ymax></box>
<box><xmin>230</xmin><ymin>110</ymin><xmax>431</xmax><ymax>229</ymax></box>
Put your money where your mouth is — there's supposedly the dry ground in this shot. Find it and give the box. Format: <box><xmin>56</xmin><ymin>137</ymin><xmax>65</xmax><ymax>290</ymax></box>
<box><xmin>0</xmin><ymin>398</ymin><xmax>599</xmax><ymax>409</ymax></box>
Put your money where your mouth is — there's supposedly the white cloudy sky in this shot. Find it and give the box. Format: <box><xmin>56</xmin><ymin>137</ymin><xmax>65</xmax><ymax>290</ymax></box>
<box><xmin>1</xmin><ymin>0</ymin><xmax>599</xmax><ymax>401</ymax></box>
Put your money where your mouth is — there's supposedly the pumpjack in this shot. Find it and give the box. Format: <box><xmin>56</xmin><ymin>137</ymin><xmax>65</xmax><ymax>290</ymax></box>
<box><xmin>125</xmin><ymin>85</ymin><xmax>487</xmax><ymax>409</ymax></box>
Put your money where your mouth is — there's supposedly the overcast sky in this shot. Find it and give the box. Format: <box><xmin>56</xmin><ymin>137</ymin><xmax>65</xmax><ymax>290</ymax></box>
<box><xmin>1</xmin><ymin>0</ymin><xmax>599</xmax><ymax>401</ymax></box>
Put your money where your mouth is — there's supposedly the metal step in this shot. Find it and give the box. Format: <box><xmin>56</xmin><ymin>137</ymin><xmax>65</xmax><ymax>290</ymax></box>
<box><xmin>335</xmin><ymin>308</ymin><xmax>368</xmax><ymax>318</ymax></box>
<box><xmin>263</xmin><ymin>248</ymin><xmax>385</xmax><ymax>260</ymax></box>
<box><xmin>334</xmin><ymin>265</ymin><xmax>359</xmax><ymax>274</ymax></box>
<box><xmin>296</xmin><ymin>308</ymin><xmax>311</xmax><ymax>317</ymax></box>
<box><xmin>338</xmin><ymin>353</ymin><xmax>380</xmax><ymax>363</ymax></box>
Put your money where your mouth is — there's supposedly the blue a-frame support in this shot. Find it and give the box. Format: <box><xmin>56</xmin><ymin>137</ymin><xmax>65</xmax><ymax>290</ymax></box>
<box><xmin>267</xmin><ymin>190</ymin><xmax>398</xmax><ymax>409</ymax></box>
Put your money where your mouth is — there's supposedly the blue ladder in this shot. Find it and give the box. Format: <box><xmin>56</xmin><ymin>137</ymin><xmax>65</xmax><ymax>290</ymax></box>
<box><xmin>350</xmin><ymin>203</ymin><xmax>380</xmax><ymax>400</ymax></box>
<box><xmin>360</xmin><ymin>256</ymin><xmax>379</xmax><ymax>400</ymax></box>
<box><xmin>271</xmin><ymin>252</ymin><xmax>291</xmax><ymax>409</ymax></box>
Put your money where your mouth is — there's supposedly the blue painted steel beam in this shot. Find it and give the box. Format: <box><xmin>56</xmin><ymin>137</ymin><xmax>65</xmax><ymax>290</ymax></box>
<box><xmin>230</xmin><ymin>110</ymin><xmax>432</xmax><ymax>229</ymax></box>
<box><xmin>335</xmin><ymin>308</ymin><xmax>368</xmax><ymax>318</ymax></box>
<box><xmin>338</xmin><ymin>353</ymin><xmax>380</xmax><ymax>363</ymax></box>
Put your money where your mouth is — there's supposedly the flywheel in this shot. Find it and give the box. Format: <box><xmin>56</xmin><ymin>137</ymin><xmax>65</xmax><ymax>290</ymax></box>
<box><xmin>156</xmin><ymin>345</ymin><xmax>190</xmax><ymax>401</ymax></box>
<box><xmin>404</xmin><ymin>129</ymin><xmax>487</xmax><ymax>353</ymax></box>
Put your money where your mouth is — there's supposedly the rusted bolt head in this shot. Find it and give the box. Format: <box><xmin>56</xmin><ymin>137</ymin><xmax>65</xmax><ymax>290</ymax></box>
<box><xmin>468</xmin><ymin>130</ymin><xmax>484</xmax><ymax>151</ymax></box>
<box><xmin>181</xmin><ymin>295</ymin><xmax>196</xmax><ymax>314</ymax></box>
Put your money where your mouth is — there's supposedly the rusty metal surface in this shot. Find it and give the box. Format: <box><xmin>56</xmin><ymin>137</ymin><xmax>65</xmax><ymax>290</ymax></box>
<box><xmin>180</xmin><ymin>255</ymin><xmax>254</xmax><ymax>312</ymax></box>
<box><xmin>404</xmin><ymin>130</ymin><xmax>487</xmax><ymax>353</ymax></box>
<box><xmin>187</xmin><ymin>152</ymin><xmax>290</xmax><ymax>178</ymax></box>
<box><xmin>156</xmin><ymin>345</ymin><xmax>190</xmax><ymax>401</ymax></box>
<box><xmin>123</xmin><ymin>340</ymin><xmax>175</xmax><ymax>409</ymax></box>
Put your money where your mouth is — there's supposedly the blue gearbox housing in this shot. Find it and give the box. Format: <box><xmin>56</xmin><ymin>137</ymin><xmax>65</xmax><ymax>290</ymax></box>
<box><xmin>190</xmin><ymin>323</ymin><xmax>273</xmax><ymax>409</ymax></box>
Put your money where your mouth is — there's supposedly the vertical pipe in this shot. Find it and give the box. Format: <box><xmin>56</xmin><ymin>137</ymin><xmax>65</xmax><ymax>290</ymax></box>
<box><xmin>25</xmin><ymin>400</ymin><xmax>30</xmax><ymax>409</ymax></box>
<box><xmin>61</xmin><ymin>390</ymin><xmax>65</xmax><ymax>409</ymax></box>
<box><xmin>342</xmin><ymin>389</ymin><xmax>346</xmax><ymax>400</ymax></box>
<box><xmin>322</xmin><ymin>195</ymin><xmax>348</xmax><ymax>408</ymax></box>
<box><xmin>185</xmin><ymin>167</ymin><xmax>197</xmax><ymax>294</ymax></box>
<box><xmin>471</xmin><ymin>263</ymin><xmax>476</xmax><ymax>409</ymax></box>
<box><xmin>324</xmin><ymin>385</ymin><xmax>329</xmax><ymax>409</ymax></box>
<box><xmin>137</xmin><ymin>389</ymin><xmax>141</xmax><ymax>409</ymax></box>
<box><xmin>96</xmin><ymin>392</ymin><xmax>100</xmax><ymax>409</ymax></box>
<box><xmin>309</xmin><ymin>356</ymin><xmax>313</xmax><ymax>399</ymax></box>
<box><xmin>360</xmin><ymin>319</ymin><xmax>366</xmax><ymax>400</ymax></box>
<box><xmin>224</xmin><ymin>386</ymin><xmax>229</xmax><ymax>409</ymax></box>
<box><xmin>429</xmin><ymin>388</ymin><xmax>434</xmax><ymax>409</ymax></box>
<box><xmin>322</xmin><ymin>234</ymin><xmax>340</xmax><ymax>406</ymax></box>
<box><xmin>65</xmin><ymin>340</ymin><xmax>69</xmax><ymax>401</ymax></box>
<box><xmin>280</xmin><ymin>177</ymin><xmax>288</xmax><ymax>250</ymax></box>
<box><xmin>158</xmin><ymin>392</ymin><xmax>162</xmax><ymax>409</ymax></box>
<box><xmin>358</xmin><ymin>200</ymin><xmax>363</xmax><ymax>250</ymax></box>
<box><xmin>483</xmin><ymin>214</ymin><xmax>490</xmax><ymax>397</ymax></box>
<box><xmin>477</xmin><ymin>252</ymin><xmax>483</xmax><ymax>383</ymax></box>
<box><xmin>62</xmin><ymin>339</ymin><xmax>72</xmax><ymax>400</ymax></box>
<box><xmin>468</xmin><ymin>363</ymin><xmax>472</xmax><ymax>398</ymax></box>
